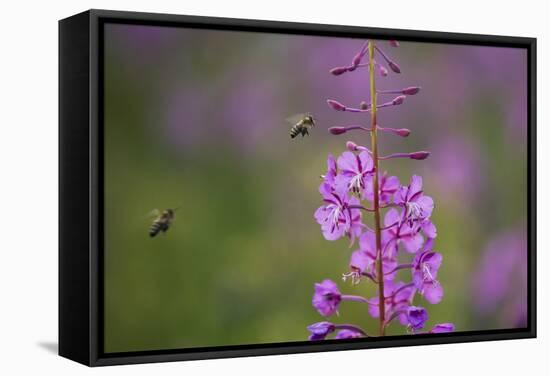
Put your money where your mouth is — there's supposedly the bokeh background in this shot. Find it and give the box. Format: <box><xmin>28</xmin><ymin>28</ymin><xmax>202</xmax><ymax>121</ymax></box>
<box><xmin>103</xmin><ymin>23</ymin><xmax>528</xmax><ymax>353</ymax></box>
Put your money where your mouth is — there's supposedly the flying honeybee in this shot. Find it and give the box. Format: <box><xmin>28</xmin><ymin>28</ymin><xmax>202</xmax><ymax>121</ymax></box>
<box><xmin>148</xmin><ymin>208</ymin><xmax>178</xmax><ymax>237</ymax></box>
<box><xmin>288</xmin><ymin>113</ymin><xmax>315</xmax><ymax>138</ymax></box>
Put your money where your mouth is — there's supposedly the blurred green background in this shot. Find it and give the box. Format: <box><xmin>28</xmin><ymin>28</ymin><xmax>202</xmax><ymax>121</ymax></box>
<box><xmin>103</xmin><ymin>23</ymin><xmax>528</xmax><ymax>353</ymax></box>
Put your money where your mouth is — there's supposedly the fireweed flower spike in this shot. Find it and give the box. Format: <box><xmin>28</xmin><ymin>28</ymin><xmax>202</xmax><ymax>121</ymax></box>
<box><xmin>308</xmin><ymin>39</ymin><xmax>453</xmax><ymax>340</ymax></box>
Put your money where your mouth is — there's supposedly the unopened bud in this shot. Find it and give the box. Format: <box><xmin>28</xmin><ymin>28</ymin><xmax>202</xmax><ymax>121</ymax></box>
<box><xmin>388</xmin><ymin>61</ymin><xmax>401</xmax><ymax>73</ymax></box>
<box><xmin>379</xmin><ymin>65</ymin><xmax>388</xmax><ymax>77</ymax></box>
<box><xmin>389</xmin><ymin>40</ymin><xmax>400</xmax><ymax>47</ymax></box>
<box><xmin>409</xmin><ymin>151</ymin><xmax>431</xmax><ymax>160</ymax></box>
<box><xmin>359</xmin><ymin>101</ymin><xmax>369</xmax><ymax>110</ymax></box>
<box><xmin>329</xmin><ymin>126</ymin><xmax>348</xmax><ymax>135</ymax></box>
<box><xmin>396</xmin><ymin>128</ymin><xmax>411</xmax><ymax>137</ymax></box>
<box><xmin>352</xmin><ymin>53</ymin><xmax>363</xmax><ymax>67</ymax></box>
<box><xmin>346</xmin><ymin>141</ymin><xmax>358</xmax><ymax>151</ymax></box>
<box><xmin>327</xmin><ymin>99</ymin><xmax>347</xmax><ymax>111</ymax></box>
<box><xmin>392</xmin><ymin>95</ymin><xmax>406</xmax><ymax>105</ymax></box>
<box><xmin>402</xmin><ymin>86</ymin><xmax>421</xmax><ymax>95</ymax></box>
<box><xmin>330</xmin><ymin>66</ymin><xmax>349</xmax><ymax>76</ymax></box>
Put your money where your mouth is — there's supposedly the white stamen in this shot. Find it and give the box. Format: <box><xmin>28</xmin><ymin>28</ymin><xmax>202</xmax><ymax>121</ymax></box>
<box><xmin>422</xmin><ymin>263</ymin><xmax>439</xmax><ymax>285</ymax></box>
<box><xmin>348</xmin><ymin>173</ymin><xmax>366</xmax><ymax>194</ymax></box>
<box><xmin>342</xmin><ymin>271</ymin><xmax>361</xmax><ymax>285</ymax></box>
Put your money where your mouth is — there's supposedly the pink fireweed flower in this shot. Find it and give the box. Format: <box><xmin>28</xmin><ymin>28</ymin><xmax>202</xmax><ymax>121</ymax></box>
<box><xmin>307</xmin><ymin>321</ymin><xmax>335</xmax><ymax>340</ymax></box>
<box><xmin>335</xmin><ymin>329</ymin><xmax>363</xmax><ymax>339</ymax></box>
<box><xmin>394</xmin><ymin>175</ymin><xmax>434</xmax><ymax>226</ymax></box>
<box><xmin>307</xmin><ymin>322</ymin><xmax>368</xmax><ymax>340</ymax></box>
<box><xmin>407</xmin><ymin>306</ymin><xmax>429</xmax><ymax>331</ymax></box>
<box><xmin>343</xmin><ymin>231</ymin><xmax>397</xmax><ymax>284</ymax></box>
<box><xmin>312</xmin><ymin>279</ymin><xmax>370</xmax><ymax>317</ymax></box>
<box><xmin>320</xmin><ymin>154</ymin><xmax>337</xmax><ymax>186</ymax></box>
<box><xmin>368</xmin><ymin>281</ymin><xmax>415</xmax><ymax>326</ymax></box>
<box><xmin>312</xmin><ymin>279</ymin><xmax>342</xmax><ymax>316</ymax></box>
<box><xmin>364</xmin><ymin>172</ymin><xmax>400</xmax><ymax>204</ymax></box>
<box><xmin>413</xmin><ymin>249</ymin><xmax>444</xmax><ymax>304</ymax></box>
<box><xmin>335</xmin><ymin>151</ymin><xmax>374</xmax><ymax>195</ymax></box>
<box><xmin>314</xmin><ymin>183</ymin><xmax>362</xmax><ymax>241</ymax></box>
<box><xmin>343</xmin><ymin>249</ymin><xmax>374</xmax><ymax>285</ymax></box>
<box><xmin>384</xmin><ymin>208</ymin><xmax>423</xmax><ymax>254</ymax></box>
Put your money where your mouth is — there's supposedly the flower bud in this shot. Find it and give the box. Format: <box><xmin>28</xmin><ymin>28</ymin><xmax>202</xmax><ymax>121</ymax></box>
<box><xmin>359</xmin><ymin>101</ymin><xmax>369</xmax><ymax>110</ymax></box>
<box><xmin>430</xmin><ymin>323</ymin><xmax>455</xmax><ymax>333</ymax></box>
<box><xmin>346</xmin><ymin>141</ymin><xmax>358</xmax><ymax>151</ymax></box>
<box><xmin>352</xmin><ymin>42</ymin><xmax>368</xmax><ymax>67</ymax></box>
<box><xmin>327</xmin><ymin>99</ymin><xmax>347</xmax><ymax>111</ymax></box>
<box><xmin>388</xmin><ymin>61</ymin><xmax>401</xmax><ymax>73</ymax></box>
<box><xmin>328</xmin><ymin>126</ymin><xmax>348</xmax><ymax>135</ymax></box>
<box><xmin>395</xmin><ymin>128</ymin><xmax>411</xmax><ymax>137</ymax></box>
<box><xmin>389</xmin><ymin>40</ymin><xmax>400</xmax><ymax>47</ymax></box>
<box><xmin>409</xmin><ymin>151</ymin><xmax>431</xmax><ymax>160</ymax></box>
<box><xmin>330</xmin><ymin>66</ymin><xmax>349</xmax><ymax>76</ymax></box>
<box><xmin>351</xmin><ymin>53</ymin><xmax>363</xmax><ymax>67</ymax></box>
<box><xmin>392</xmin><ymin>95</ymin><xmax>406</xmax><ymax>105</ymax></box>
<box><xmin>379</xmin><ymin>65</ymin><xmax>388</xmax><ymax>77</ymax></box>
<box><xmin>402</xmin><ymin>86</ymin><xmax>421</xmax><ymax>95</ymax></box>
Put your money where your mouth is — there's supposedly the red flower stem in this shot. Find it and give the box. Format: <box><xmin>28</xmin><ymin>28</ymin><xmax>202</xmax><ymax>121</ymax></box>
<box><xmin>368</xmin><ymin>40</ymin><xmax>386</xmax><ymax>337</ymax></box>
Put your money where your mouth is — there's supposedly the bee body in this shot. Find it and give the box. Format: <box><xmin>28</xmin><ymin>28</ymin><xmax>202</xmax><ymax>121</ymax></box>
<box><xmin>289</xmin><ymin>114</ymin><xmax>315</xmax><ymax>138</ymax></box>
<box><xmin>149</xmin><ymin>209</ymin><xmax>176</xmax><ymax>237</ymax></box>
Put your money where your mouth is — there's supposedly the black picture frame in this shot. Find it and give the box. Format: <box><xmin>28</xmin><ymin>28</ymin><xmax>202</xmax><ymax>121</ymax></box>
<box><xmin>59</xmin><ymin>8</ymin><xmax>537</xmax><ymax>367</ymax></box>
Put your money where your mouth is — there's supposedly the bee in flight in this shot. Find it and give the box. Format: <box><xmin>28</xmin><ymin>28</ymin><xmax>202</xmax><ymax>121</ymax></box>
<box><xmin>288</xmin><ymin>113</ymin><xmax>315</xmax><ymax>139</ymax></box>
<box><xmin>148</xmin><ymin>208</ymin><xmax>178</xmax><ymax>237</ymax></box>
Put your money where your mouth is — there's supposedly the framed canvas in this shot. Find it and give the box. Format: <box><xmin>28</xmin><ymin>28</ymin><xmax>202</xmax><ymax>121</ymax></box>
<box><xmin>59</xmin><ymin>9</ymin><xmax>536</xmax><ymax>366</ymax></box>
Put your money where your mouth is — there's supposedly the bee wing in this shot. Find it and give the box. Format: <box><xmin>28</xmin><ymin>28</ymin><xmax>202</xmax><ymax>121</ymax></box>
<box><xmin>285</xmin><ymin>113</ymin><xmax>308</xmax><ymax>124</ymax></box>
<box><xmin>144</xmin><ymin>209</ymin><xmax>160</xmax><ymax>219</ymax></box>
